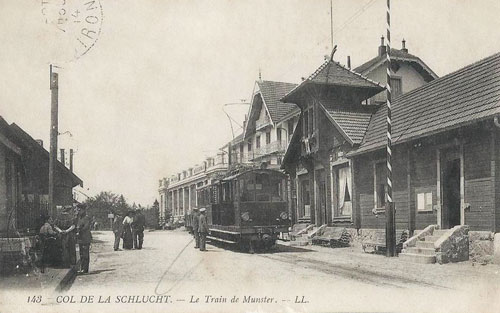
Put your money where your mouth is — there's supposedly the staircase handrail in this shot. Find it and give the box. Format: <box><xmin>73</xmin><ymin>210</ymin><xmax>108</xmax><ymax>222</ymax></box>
<box><xmin>403</xmin><ymin>224</ymin><xmax>438</xmax><ymax>249</ymax></box>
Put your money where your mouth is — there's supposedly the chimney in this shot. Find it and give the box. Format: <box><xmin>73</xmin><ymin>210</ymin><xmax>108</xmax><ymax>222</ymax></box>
<box><xmin>378</xmin><ymin>36</ymin><xmax>386</xmax><ymax>56</ymax></box>
<box><xmin>35</xmin><ymin>139</ymin><xmax>43</xmax><ymax>147</ymax></box>
<box><xmin>347</xmin><ymin>56</ymin><xmax>351</xmax><ymax>69</ymax></box>
<box><xmin>60</xmin><ymin>148</ymin><xmax>65</xmax><ymax>167</ymax></box>
<box><xmin>69</xmin><ymin>149</ymin><xmax>74</xmax><ymax>172</ymax></box>
<box><xmin>401</xmin><ymin>39</ymin><xmax>408</xmax><ymax>53</ymax></box>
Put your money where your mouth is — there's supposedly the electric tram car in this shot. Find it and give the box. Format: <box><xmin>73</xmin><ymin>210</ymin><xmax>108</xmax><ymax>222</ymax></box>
<box><xmin>197</xmin><ymin>168</ymin><xmax>290</xmax><ymax>252</ymax></box>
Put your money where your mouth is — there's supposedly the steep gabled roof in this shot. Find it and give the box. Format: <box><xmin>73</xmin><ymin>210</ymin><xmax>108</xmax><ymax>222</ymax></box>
<box><xmin>0</xmin><ymin>116</ymin><xmax>22</xmax><ymax>155</ymax></box>
<box><xmin>321</xmin><ymin>106</ymin><xmax>373</xmax><ymax>145</ymax></box>
<box><xmin>352</xmin><ymin>52</ymin><xmax>500</xmax><ymax>155</ymax></box>
<box><xmin>282</xmin><ymin>59</ymin><xmax>384</xmax><ymax>103</ymax></box>
<box><xmin>354</xmin><ymin>48</ymin><xmax>438</xmax><ymax>82</ymax></box>
<box><xmin>257</xmin><ymin>80</ymin><xmax>298</xmax><ymax>123</ymax></box>
<box><xmin>243</xmin><ymin>80</ymin><xmax>298</xmax><ymax>139</ymax></box>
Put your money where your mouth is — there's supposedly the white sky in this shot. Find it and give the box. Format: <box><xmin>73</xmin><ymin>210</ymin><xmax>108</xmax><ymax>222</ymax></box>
<box><xmin>1</xmin><ymin>0</ymin><xmax>500</xmax><ymax>205</ymax></box>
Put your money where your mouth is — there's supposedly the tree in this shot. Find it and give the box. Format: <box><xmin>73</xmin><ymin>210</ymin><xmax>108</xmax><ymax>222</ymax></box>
<box><xmin>142</xmin><ymin>200</ymin><xmax>160</xmax><ymax>229</ymax></box>
<box><xmin>84</xmin><ymin>191</ymin><xmax>131</xmax><ymax>230</ymax></box>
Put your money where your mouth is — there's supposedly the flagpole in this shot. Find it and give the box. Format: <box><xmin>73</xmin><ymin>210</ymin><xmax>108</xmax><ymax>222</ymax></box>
<box><xmin>385</xmin><ymin>0</ymin><xmax>396</xmax><ymax>257</ymax></box>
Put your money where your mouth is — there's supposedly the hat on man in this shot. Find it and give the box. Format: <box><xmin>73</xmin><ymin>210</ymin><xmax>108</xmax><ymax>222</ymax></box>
<box><xmin>200</xmin><ymin>208</ymin><xmax>206</xmax><ymax>213</ymax></box>
<box><xmin>193</xmin><ymin>207</ymin><xmax>199</xmax><ymax>211</ymax></box>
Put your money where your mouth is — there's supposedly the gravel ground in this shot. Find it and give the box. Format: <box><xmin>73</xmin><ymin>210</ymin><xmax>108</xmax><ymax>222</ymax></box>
<box><xmin>2</xmin><ymin>230</ymin><xmax>498</xmax><ymax>313</ymax></box>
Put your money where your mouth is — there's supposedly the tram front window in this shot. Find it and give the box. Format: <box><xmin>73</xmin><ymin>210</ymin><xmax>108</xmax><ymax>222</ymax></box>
<box><xmin>240</xmin><ymin>173</ymin><xmax>284</xmax><ymax>202</ymax></box>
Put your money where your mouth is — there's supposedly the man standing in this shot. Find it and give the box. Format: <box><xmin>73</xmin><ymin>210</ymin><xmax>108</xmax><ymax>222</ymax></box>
<box><xmin>191</xmin><ymin>207</ymin><xmax>200</xmax><ymax>249</ymax></box>
<box><xmin>76</xmin><ymin>204</ymin><xmax>92</xmax><ymax>274</ymax></box>
<box><xmin>112</xmin><ymin>213</ymin><xmax>124</xmax><ymax>251</ymax></box>
<box><xmin>132</xmin><ymin>209</ymin><xmax>145</xmax><ymax>249</ymax></box>
<box><xmin>54</xmin><ymin>206</ymin><xmax>77</xmax><ymax>267</ymax></box>
<box><xmin>198</xmin><ymin>208</ymin><xmax>208</xmax><ymax>251</ymax></box>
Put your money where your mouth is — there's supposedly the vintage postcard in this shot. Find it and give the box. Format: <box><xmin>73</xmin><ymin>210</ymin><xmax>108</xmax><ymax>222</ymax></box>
<box><xmin>1</xmin><ymin>1</ymin><xmax>500</xmax><ymax>313</ymax></box>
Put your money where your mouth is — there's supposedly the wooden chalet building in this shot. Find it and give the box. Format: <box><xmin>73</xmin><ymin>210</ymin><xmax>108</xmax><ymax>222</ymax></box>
<box><xmin>281</xmin><ymin>43</ymin><xmax>435</xmax><ymax>229</ymax></box>
<box><xmin>349</xmin><ymin>52</ymin><xmax>500</xmax><ymax>236</ymax></box>
<box><xmin>281</xmin><ymin>57</ymin><xmax>384</xmax><ymax>227</ymax></box>
<box><xmin>234</xmin><ymin>80</ymin><xmax>299</xmax><ymax>168</ymax></box>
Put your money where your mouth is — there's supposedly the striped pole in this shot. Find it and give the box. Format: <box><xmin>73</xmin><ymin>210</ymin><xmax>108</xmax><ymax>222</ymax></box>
<box><xmin>385</xmin><ymin>0</ymin><xmax>396</xmax><ymax>257</ymax></box>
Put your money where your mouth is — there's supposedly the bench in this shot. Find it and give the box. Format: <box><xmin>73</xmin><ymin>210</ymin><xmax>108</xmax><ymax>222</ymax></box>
<box><xmin>362</xmin><ymin>229</ymin><xmax>408</xmax><ymax>253</ymax></box>
<box><xmin>312</xmin><ymin>227</ymin><xmax>351</xmax><ymax>248</ymax></box>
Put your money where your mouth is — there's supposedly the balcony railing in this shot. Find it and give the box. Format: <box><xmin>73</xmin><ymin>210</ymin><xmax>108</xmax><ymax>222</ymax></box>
<box><xmin>229</xmin><ymin>140</ymin><xmax>288</xmax><ymax>163</ymax></box>
<box><xmin>255</xmin><ymin>118</ymin><xmax>271</xmax><ymax>130</ymax></box>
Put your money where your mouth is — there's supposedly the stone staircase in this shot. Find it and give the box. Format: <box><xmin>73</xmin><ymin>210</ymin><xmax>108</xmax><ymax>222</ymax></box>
<box><xmin>289</xmin><ymin>224</ymin><xmax>324</xmax><ymax>246</ymax></box>
<box><xmin>399</xmin><ymin>229</ymin><xmax>449</xmax><ymax>264</ymax></box>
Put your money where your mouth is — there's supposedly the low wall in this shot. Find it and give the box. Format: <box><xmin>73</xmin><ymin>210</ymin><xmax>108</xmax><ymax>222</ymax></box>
<box><xmin>469</xmin><ymin>231</ymin><xmax>495</xmax><ymax>264</ymax></box>
<box><xmin>343</xmin><ymin>228</ymin><xmax>408</xmax><ymax>249</ymax></box>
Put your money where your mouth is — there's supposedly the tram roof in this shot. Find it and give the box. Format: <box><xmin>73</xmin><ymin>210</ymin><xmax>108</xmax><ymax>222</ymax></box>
<box><xmin>222</xmin><ymin>168</ymin><xmax>286</xmax><ymax>181</ymax></box>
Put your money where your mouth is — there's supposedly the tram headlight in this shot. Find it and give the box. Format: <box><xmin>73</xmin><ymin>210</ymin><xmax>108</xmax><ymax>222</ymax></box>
<box><xmin>279</xmin><ymin>212</ymin><xmax>288</xmax><ymax>220</ymax></box>
<box><xmin>241</xmin><ymin>212</ymin><xmax>250</xmax><ymax>222</ymax></box>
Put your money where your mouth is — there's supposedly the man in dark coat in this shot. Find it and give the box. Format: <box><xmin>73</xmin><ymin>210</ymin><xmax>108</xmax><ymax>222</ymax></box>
<box><xmin>54</xmin><ymin>206</ymin><xmax>77</xmax><ymax>267</ymax></box>
<box><xmin>112</xmin><ymin>213</ymin><xmax>124</xmax><ymax>251</ymax></box>
<box><xmin>76</xmin><ymin>204</ymin><xmax>92</xmax><ymax>274</ymax></box>
<box><xmin>191</xmin><ymin>208</ymin><xmax>200</xmax><ymax>248</ymax></box>
<box><xmin>198</xmin><ymin>208</ymin><xmax>208</xmax><ymax>251</ymax></box>
<box><xmin>132</xmin><ymin>209</ymin><xmax>146</xmax><ymax>249</ymax></box>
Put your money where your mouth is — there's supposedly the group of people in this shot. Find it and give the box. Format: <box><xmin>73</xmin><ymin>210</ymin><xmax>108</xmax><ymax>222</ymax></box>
<box><xmin>38</xmin><ymin>203</ymin><xmax>92</xmax><ymax>274</ymax></box>
<box><xmin>190</xmin><ymin>207</ymin><xmax>208</xmax><ymax>251</ymax></box>
<box><xmin>112</xmin><ymin>209</ymin><xmax>145</xmax><ymax>251</ymax></box>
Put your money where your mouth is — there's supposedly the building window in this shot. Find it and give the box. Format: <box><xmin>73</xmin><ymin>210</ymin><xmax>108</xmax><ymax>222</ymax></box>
<box><xmin>374</xmin><ymin>162</ymin><xmax>387</xmax><ymax>208</ymax></box>
<box><xmin>239</xmin><ymin>144</ymin><xmax>244</xmax><ymax>162</ymax></box>
<box><xmin>391</xmin><ymin>77</ymin><xmax>402</xmax><ymax>97</ymax></box>
<box><xmin>247</xmin><ymin>141</ymin><xmax>252</xmax><ymax>152</ymax></box>
<box><xmin>308</xmin><ymin>108</ymin><xmax>314</xmax><ymax>135</ymax></box>
<box><xmin>256</xmin><ymin>135</ymin><xmax>261</xmax><ymax>148</ymax></box>
<box><xmin>303</xmin><ymin>111</ymin><xmax>309</xmax><ymax>137</ymax></box>
<box><xmin>277</xmin><ymin>128</ymin><xmax>282</xmax><ymax>142</ymax></box>
<box><xmin>301</xmin><ymin>179</ymin><xmax>311</xmax><ymax>217</ymax></box>
<box><xmin>266</xmin><ymin>131</ymin><xmax>271</xmax><ymax>145</ymax></box>
<box><xmin>416</xmin><ymin>190</ymin><xmax>433</xmax><ymax>212</ymax></box>
<box><xmin>333</xmin><ymin>165</ymin><xmax>352</xmax><ymax>218</ymax></box>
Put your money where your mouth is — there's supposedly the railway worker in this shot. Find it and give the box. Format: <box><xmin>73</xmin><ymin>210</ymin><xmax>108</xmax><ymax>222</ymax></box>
<box><xmin>76</xmin><ymin>203</ymin><xmax>92</xmax><ymax>274</ymax></box>
<box><xmin>191</xmin><ymin>207</ymin><xmax>200</xmax><ymax>249</ymax></box>
<box><xmin>112</xmin><ymin>212</ymin><xmax>124</xmax><ymax>251</ymax></box>
<box><xmin>132</xmin><ymin>209</ymin><xmax>145</xmax><ymax>249</ymax></box>
<box><xmin>198</xmin><ymin>208</ymin><xmax>208</xmax><ymax>252</ymax></box>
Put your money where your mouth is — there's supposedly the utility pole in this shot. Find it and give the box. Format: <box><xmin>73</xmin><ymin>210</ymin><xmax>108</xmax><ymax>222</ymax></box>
<box><xmin>385</xmin><ymin>0</ymin><xmax>396</xmax><ymax>257</ymax></box>
<box><xmin>69</xmin><ymin>148</ymin><xmax>74</xmax><ymax>172</ymax></box>
<box><xmin>49</xmin><ymin>65</ymin><xmax>59</xmax><ymax>218</ymax></box>
<box><xmin>330</xmin><ymin>0</ymin><xmax>334</xmax><ymax>50</ymax></box>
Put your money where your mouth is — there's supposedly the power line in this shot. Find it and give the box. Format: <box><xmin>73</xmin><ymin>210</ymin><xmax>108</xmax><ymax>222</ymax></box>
<box><xmin>333</xmin><ymin>0</ymin><xmax>379</xmax><ymax>38</ymax></box>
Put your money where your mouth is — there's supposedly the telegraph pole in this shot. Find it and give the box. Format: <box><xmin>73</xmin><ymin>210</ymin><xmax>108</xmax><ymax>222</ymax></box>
<box><xmin>48</xmin><ymin>65</ymin><xmax>59</xmax><ymax>218</ymax></box>
<box><xmin>385</xmin><ymin>0</ymin><xmax>396</xmax><ymax>257</ymax></box>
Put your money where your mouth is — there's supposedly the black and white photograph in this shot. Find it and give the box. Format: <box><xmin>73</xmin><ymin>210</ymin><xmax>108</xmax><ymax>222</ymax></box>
<box><xmin>1</xmin><ymin>1</ymin><xmax>500</xmax><ymax>312</ymax></box>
